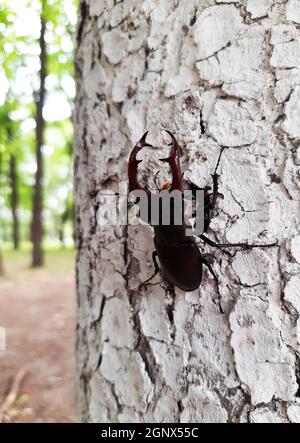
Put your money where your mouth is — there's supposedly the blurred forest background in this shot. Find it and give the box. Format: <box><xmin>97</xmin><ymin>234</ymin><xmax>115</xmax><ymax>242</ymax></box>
<box><xmin>0</xmin><ymin>0</ymin><xmax>77</xmax><ymax>422</ymax></box>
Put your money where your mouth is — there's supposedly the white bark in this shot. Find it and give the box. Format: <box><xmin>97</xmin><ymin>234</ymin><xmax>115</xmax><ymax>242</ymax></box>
<box><xmin>75</xmin><ymin>0</ymin><xmax>300</xmax><ymax>423</ymax></box>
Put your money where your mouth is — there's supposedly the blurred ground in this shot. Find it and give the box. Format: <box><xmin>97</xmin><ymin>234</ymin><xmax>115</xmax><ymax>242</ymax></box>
<box><xmin>0</xmin><ymin>249</ymin><xmax>76</xmax><ymax>423</ymax></box>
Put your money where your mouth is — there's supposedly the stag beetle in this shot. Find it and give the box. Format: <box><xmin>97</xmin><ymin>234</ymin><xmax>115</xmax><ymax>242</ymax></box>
<box><xmin>128</xmin><ymin>131</ymin><xmax>277</xmax><ymax>292</ymax></box>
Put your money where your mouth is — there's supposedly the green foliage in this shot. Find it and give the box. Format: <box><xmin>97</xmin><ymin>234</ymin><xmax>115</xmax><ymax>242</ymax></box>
<box><xmin>0</xmin><ymin>0</ymin><xmax>77</xmax><ymax>247</ymax></box>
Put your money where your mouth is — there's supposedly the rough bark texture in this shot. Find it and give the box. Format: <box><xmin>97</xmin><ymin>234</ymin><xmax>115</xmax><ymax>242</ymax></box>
<box><xmin>75</xmin><ymin>0</ymin><xmax>300</xmax><ymax>423</ymax></box>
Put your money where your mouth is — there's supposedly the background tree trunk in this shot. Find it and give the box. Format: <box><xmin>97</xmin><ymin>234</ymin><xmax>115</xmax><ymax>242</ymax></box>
<box><xmin>75</xmin><ymin>0</ymin><xmax>300</xmax><ymax>423</ymax></box>
<box><xmin>9</xmin><ymin>154</ymin><xmax>19</xmax><ymax>250</ymax></box>
<box><xmin>0</xmin><ymin>250</ymin><xmax>4</xmax><ymax>277</ymax></box>
<box><xmin>31</xmin><ymin>2</ymin><xmax>46</xmax><ymax>267</ymax></box>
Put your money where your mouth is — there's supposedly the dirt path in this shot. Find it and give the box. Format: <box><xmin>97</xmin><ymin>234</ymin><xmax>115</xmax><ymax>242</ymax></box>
<box><xmin>0</xmin><ymin>250</ymin><xmax>76</xmax><ymax>423</ymax></box>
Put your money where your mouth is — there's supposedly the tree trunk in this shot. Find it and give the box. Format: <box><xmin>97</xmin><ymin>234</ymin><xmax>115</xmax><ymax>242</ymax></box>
<box><xmin>75</xmin><ymin>0</ymin><xmax>300</xmax><ymax>423</ymax></box>
<box><xmin>9</xmin><ymin>154</ymin><xmax>19</xmax><ymax>250</ymax></box>
<box><xmin>31</xmin><ymin>3</ymin><xmax>46</xmax><ymax>267</ymax></box>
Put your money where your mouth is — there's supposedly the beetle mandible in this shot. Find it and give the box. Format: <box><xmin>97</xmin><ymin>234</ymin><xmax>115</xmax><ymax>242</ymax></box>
<box><xmin>128</xmin><ymin>131</ymin><xmax>277</xmax><ymax>292</ymax></box>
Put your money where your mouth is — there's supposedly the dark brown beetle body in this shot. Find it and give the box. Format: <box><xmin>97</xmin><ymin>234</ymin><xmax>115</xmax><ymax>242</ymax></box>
<box><xmin>128</xmin><ymin>131</ymin><xmax>277</xmax><ymax>292</ymax></box>
<box><xmin>153</xmin><ymin>225</ymin><xmax>202</xmax><ymax>291</ymax></box>
<box><xmin>128</xmin><ymin>130</ymin><xmax>206</xmax><ymax>291</ymax></box>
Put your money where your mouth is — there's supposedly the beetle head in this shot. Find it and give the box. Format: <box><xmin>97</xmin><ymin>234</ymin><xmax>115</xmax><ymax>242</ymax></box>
<box><xmin>128</xmin><ymin>131</ymin><xmax>182</xmax><ymax>193</ymax></box>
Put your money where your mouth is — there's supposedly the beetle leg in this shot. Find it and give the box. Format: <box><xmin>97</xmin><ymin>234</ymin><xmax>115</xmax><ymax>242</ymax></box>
<box><xmin>139</xmin><ymin>251</ymin><xmax>160</xmax><ymax>289</ymax></box>
<box><xmin>151</xmin><ymin>250</ymin><xmax>160</xmax><ymax>273</ymax></box>
<box><xmin>159</xmin><ymin>131</ymin><xmax>182</xmax><ymax>191</ymax></box>
<box><xmin>202</xmin><ymin>254</ymin><xmax>219</xmax><ymax>282</ymax></box>
<box><xmin>128</xmin><ymin>131</ymin><xmax>153</xmax><ymax>192</ymax></box>
<box><xmin>206</xmin><ymin>147</ymin><xmax>225</xmax><ymax>211</ymax></box>
<box><xmin>187</xmin><ymin>148</ymin><xmax>225</xmax><ymax>231</ymax></box>
<box><xmin>200</xmin><ymin>234</ymin><xmax>279</xmax><ymax>249</ymax></box>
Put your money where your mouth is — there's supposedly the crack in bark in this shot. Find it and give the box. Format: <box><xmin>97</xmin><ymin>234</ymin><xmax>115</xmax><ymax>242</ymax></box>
<box><xmin>122</xmin><ymin>225</ymin><xmax>162</xmax><ymax>406</ymax></box>
<box><xmin>165</xmin><ymin>287</ymin><xmax>176</xmax><ymax>341</ymax></box>
<box><xmin>295</xmin><ymin>355</ymin><xmax>300</xmax><ymax>398</ymax></box>
<box><xmin>77</xmin><ymin>1</ymin><xmax>89</xmax><ymax>47</ymax></box>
